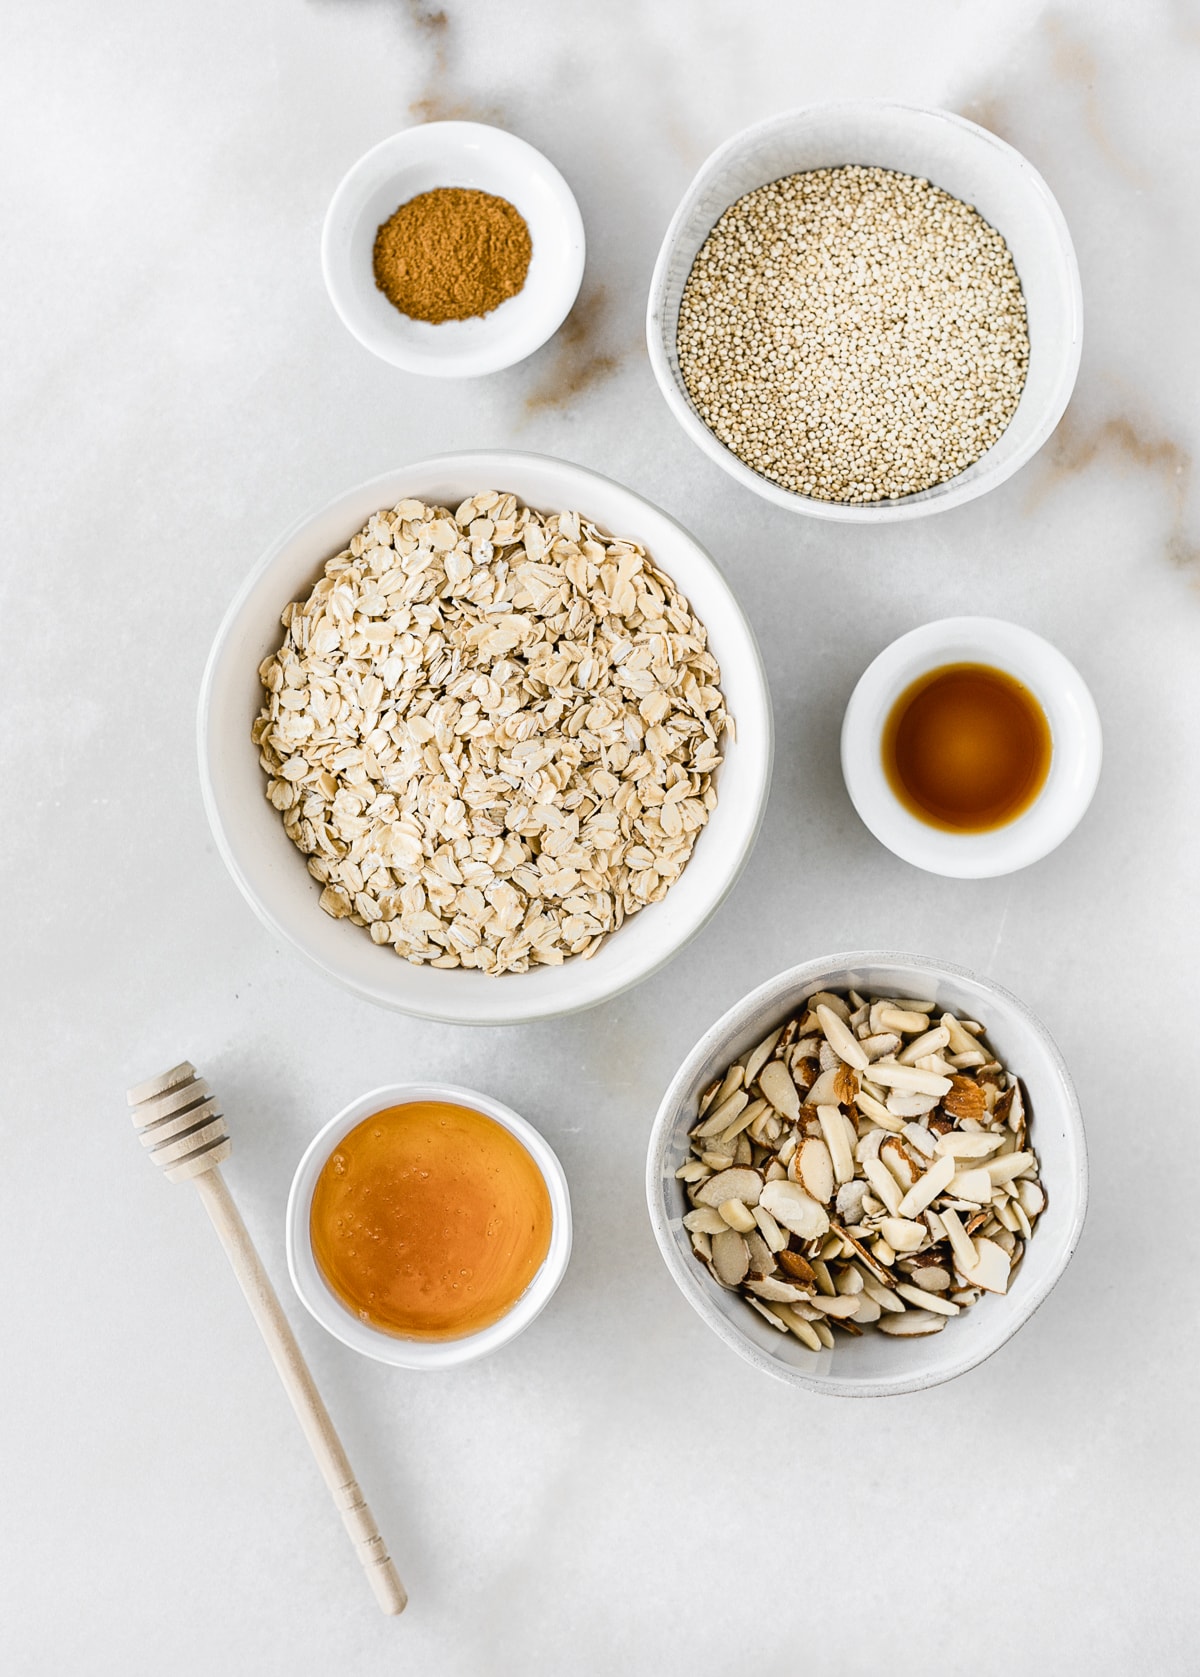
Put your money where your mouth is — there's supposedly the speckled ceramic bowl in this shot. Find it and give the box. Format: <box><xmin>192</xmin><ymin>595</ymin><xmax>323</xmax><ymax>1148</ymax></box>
<box><xmin>198</xmin><ymin>451</ymin><xmax>772</xmax><ymax>1024</ymax></box>
<box><xmin>647</xmin><ymin>101</ymin><xmax>1083</xmax><ymax>521</ymax></box>
<box><xmin>647</xmin><ymin>952</ymin><xmax>1087</xmax><ymax>1397</ymax></box>
<box><xmin>322</xmin><ymin>122</ymin><xmax>585</xmax><ymax>377</ymax></box>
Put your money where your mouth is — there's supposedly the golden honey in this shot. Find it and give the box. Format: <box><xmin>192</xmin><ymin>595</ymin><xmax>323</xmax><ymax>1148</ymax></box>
<box><xmin>310</xmin><ymin>1101</ymin><xmax>553</xmax><ymax>1341</ymax></box>
<box><xmin>882</xmin><ymin>662</ymin><xmax>1052</xmax><ymax>833</ymax></box>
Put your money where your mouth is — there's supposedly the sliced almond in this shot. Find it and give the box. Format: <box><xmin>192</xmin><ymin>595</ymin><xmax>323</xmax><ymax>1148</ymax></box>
<box><xmin>959</xmin><ymin>1235</ymin><xmax>1011</xmax><ymax>1294</ymax></box>
<box><xmin>816</xmin><ymin>1003</ymin><xmax>870</xmax><ymax>1071</ymax></box>
<box><xmin>817</xmin><ymin>1104</ymin><xmax>855</xmax><ymax>1185</ymax></box>
<box><xmin>858</xmin><ymin>1031</ymin><xmax>902</xmax><ymax>1060</ymax></box>
<box><xmin>774</xmin><ymin>1308</ymin><xmax>821</xmax><ymax>1348</ymax></box>
<box><xmin>855</xmin><ymin>1090</ymin><xmax>905</xmax><ymax>1132</ymax></box>
<box><xmin>717</xmin><ymin>1098</ymin><xmax>764</xmax><ymax>1148</ymax></box>
<box><xmin>690</xmin><ymin>1230</ymin><xmax>712</xmax><ymax>1262</ymax></box>
<box><xmin>693</xmin><ymin>1166</ymin><xmax>763</xmax><ymax>1208</ymax></box>
<box><xmin>790</xmin><ymin>1054</ymin><xmax>820</xmax><ymax>1093</ymax></box>
<box><xmin>683</xmin><ymin>1206</ymin><xmax>728</xmax><ymax>1234</ymax></box>
<box><xmin>809</xmin><ymin>1293</ymin><xmax>861</xmax><ymax>1318</ymax></box>
<box><xmin>987</xmin><ymin>1150</ymin><xmax>1036</xmax><ymax>1187</ymax></box>
<box><xmin>676</xmin><ymin>1158</ymin><xmax>711</xmax><ymax>1182</ymax></box>
<box><xmin>759</xmin><ymin>1179</ymin><xmax>830</xmax><ymax>1241</ymax></box>
<box><xmin>946</xmin><ymin>1168</ymin><xmax>992</xmax><ymax>1204</ymax></box>
<box><xmin>896</xmin><ymin>1152</ymin><xmax>956</xmax><ymax>1220</ymax></box>
<box><xmin>898</xmin><ymin>1025</ymin><xmax>951</xmax><ymax>1064</ymax></box>
<box><xmin>909</xmin><ymin>1264</ymin><xmax>952</xmax><ymax>1293</ymax></box>
<box><xmin>697</xmin><ymin>1078</ymin><xmax>722</xmax><ymax>1117</ymax></box>
<box><xmin>745</xmin><ymin>1274</ymin><xmax>810</xmax><ymax>1303</ymax></box>
<box><xmin>832</xmin><ymin>1223</ymin><xmax>896</xmax><ymax>1288</ymax></box>
<box><xmin>861</xmin><ymin>1276</ymin><xmax>906</xmax><ymax>1313</ymax></box>
<box><xmin>803</xmin><ymin>1066</ymin><xmax>843</xmax><ymax>1107</ymax></box>
<box><xmin>878</xmin><ymin>1309</ymin><xmax>947</xmax><ymax>1337</ymax></box>
<box><xmin>742</xmin><ymin>1026</ymin><xmax>783</xmax><ymax>1087</ymax></box>
<box><xmin>896</xmin><ymin>1283</ymin><xmax>959</xmax><ymax>1316</ymax></box>
<box><xmin>1017</xmin><ymin>1178</ymin><xmax>1046</xmax><ymax>1219</ymax></box>
<box><xmin>878</xmin><ymin>1217</ymin><xmax>928</xmax><ymax>1253</ymax></box>
<box><xmin>709</xmin><ymin>1228</ymin><xmax>749</xmax><ymax>1287</ymax></box>
<box><xmin>776</xmin><ymin>1249</ymin><xmax>817</xmax><ymax>1286</ymax></box>
<box><xmin>743</xmin><ymin>1228</ymin><xmax>776</xmax><ymax>1277</ymax></box>
<box><xmin>880</xmin><ymin>1135</ymin><xmax>921</xmax><ymax>1191</ymax></box>
<box><xmin>752</xmin><ymin>1203</ymin><xmax>789</xmax><ymax>1253</ymax></box>
<box><xmin>942</xmin><ymin>1075</ymin><xmax>987</xmax><ymax>1122</ymax></box>
<box><xmin>935</xmin><ymin>1131</ymin><xmax>1002</xmax><ymax>1159</ymax></box>
<box><xmin>902</xmin><ymin>1123</ymin><xmax>938</xmax><ymax>1159</ymax></box>
<box><xmin>870</xmin><ymin>1060</ymin><xmax>953</xmax><ymax>1098</ymax></box>
<box><xmin>835</xmin><ymin>1179</ymin><xmax>869</xmax><ymax>1225</ymax></box>
<box><xmin>873</xmin><ymin>1003</ymin><xmax>934</xmax><ymax>1034</ymax></box>
<box><xmin>885</xmin><ymin>1091</ymin><xmax>942</xmax><ymax>1118</ymax></box>
<box><xmin>746</xmin><ymin>1297</ymin><xmax>789</xmax><ymax>1331</ymax></box>
<box><xmin>718</xmin><ymin>1197</ymin><xmax>757</xmax><ymax>1233</ymax></box>
<box><xmin>757</xmin><ymin>1059</ymin><xmax>800</xmax><ymax>1123</ymax></box>
<box><xmin>808</xmin><ymin>990</ymin><xmax>851</xmax><ymax>1022</ymax></box>
<box><xmin>771</xmin><ymin>1305</ymin><xmax>823</xmax><ymax>1350</ymax></box>
<box><xmin>855</xmin><ymin>1128</ymin><xmax>888</xmax><ymax>1167</ymax></box>
<box><xmin>939</xmin><ymin>1011</ymin><xmax>980</xmax><ymax>1055</ymax></box>
<box><xmin>863</xmin><ymin>1156</ymin><xmax>903</xmax><ymax>1216</ymax></box>
<box><xmin>853</xmin><ymin>1292</ymin><xmax>882</xmax><ymax>1324</ymax></box>
<box><xmin>794</xmin><ymin>1136</ymin><xmax>835</xmax><ymax>1204</ymax></box>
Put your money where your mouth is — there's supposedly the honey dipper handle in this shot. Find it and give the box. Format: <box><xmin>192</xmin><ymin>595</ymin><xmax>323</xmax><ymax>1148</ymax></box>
<box><xmin>192</xmin><ymin>1167</ymin><xmax>407</xmax><ymax>1616</ymax></box>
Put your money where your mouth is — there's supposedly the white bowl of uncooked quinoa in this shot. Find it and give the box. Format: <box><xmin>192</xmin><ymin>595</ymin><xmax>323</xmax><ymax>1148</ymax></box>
<box><xmin>198</xmin><ymin>452</ymin><xmax>772</xmax><ymax>1025</ymax></box>
<box><xmin>647</xmin><ymin>102</ymin><xmax>1082</xmax><ymax>521</ymax></box>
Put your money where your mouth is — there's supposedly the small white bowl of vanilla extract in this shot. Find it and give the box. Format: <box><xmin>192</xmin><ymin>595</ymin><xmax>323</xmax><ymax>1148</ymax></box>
<box><xmin>841</xmin><ymin>617</ymin><xmax>1102</xmax><ymax>878</ymax></box>
<box><xmin>286</xmin><ymin>1084</ymin><xmax>571</xmax><ymax>1368</ymax></box>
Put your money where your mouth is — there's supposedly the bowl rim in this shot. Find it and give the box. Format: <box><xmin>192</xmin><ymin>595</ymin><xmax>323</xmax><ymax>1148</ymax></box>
<box><xmin>645</xmin><ymin>949</ymin><xmax>1089</xmax><ymax>1396</ymax></box>
<box><xmin>840</xmin><ymin>616</ymin><xmax>1104</xmax><ymax>877</ymax></box>
<box><xmin>645</xmin><ymin>99</ymin><xmax>1084</xmax><ymax>522</ymax></box>
<box><xmin>320</xmin><ymin>119</ymin><xmax>586</xmax><ymax>378</ymax></box>
<box><xmin>285</xmin><ymin>1080</ymin><xmax>573</xmax><ymax>1368</ymax></box>
<box><xmin>196</xmin><ymin>449</ymin><xmax>774</xmax><ymax>1025</ymax></box>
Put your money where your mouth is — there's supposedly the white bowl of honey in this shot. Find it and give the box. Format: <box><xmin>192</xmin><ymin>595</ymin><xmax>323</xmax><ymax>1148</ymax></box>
<box><xmin>286</xmin><ymin>1083</ymin><xmax>571</xmax><ymax>1368</ymax></box>
<box><xmin>841</xmin><ymin>617</ymin><xmax>1102</xmax><ymax>877</ymax></box>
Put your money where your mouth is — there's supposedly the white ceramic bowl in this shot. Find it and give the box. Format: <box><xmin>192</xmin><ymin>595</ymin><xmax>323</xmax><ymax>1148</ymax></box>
<box><xmin>198</xmin><ymin>451</ymin><xmax>773</xmax><ymax>1024</ymax></box>
<box><xmin>841</xmin><ymin>617</ymin><xmax>1102</xmax><ymax>878</ymax></box>
<box><xmin>287</xmin><ymin>1082</ymin><xmax>571</xmax><ymax>1369</ymax></box>
<box><xmin>322</xmin><ymin>122</ymin><xmax>585</xmax><ymax>377</ymax></box>
<box><xmin>646</xmin><ymin>101</ymin><xmax>1083</xmax><ymax>521</ymax></box>
<box><xmin>647</xmin><ymin>953</ymin><xmax>1087</xmax><ymax>1397</ymax></box>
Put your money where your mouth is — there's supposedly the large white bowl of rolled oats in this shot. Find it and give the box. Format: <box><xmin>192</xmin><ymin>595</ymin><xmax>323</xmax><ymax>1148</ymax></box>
<box><xmin>199</xmin><ymin>452</ymin><xmax>772</xmax><ymax>1024</ymax></box>
<box><xmin>647</xmin><ymin>953</ymin><xmax>1087</xmax><ymax>1396</ymax></box>
<box><xmin>647</xmin><ymin>102</ymin><xmax>1082</xmax><ymax>520</ymax></box>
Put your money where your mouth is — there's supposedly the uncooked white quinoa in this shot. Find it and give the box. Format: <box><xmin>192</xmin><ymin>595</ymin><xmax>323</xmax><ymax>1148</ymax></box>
<box><xmin>676</xmin><ymin>166</ymin><xmax>1030</xmax><ymax>503</ymax></box>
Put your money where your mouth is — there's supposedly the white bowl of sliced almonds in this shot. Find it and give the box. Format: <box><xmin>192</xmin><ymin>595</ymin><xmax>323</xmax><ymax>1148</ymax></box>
<box><xmin>199</xmin><ymin>451</ymin><xmax>771</xmax><ymax>1024</ymax></box>
<box><xmin>647</xmin><ymin>953</ymin><xmax>1086</xmax><ymax>1396</ymax></box>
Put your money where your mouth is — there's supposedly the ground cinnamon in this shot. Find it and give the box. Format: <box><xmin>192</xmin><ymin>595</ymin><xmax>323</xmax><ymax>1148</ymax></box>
<box><xmin>372</xmin><ymin>186</ymin><xmax>532</xmax><ymax>324</ymax></box>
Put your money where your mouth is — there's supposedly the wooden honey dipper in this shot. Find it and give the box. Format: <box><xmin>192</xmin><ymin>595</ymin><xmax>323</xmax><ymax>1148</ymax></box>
<box><xmin>127</xmin><ymin>1061</ymin><xmax>407</xmax><ymax>1616</ymax></box>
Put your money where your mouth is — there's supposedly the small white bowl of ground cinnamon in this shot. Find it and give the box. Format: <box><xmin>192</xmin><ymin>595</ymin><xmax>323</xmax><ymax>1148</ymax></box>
<box><xmin>322</xmin><ymin>121</ymin><xmax>585</xmax><ymax>377</ymax></box>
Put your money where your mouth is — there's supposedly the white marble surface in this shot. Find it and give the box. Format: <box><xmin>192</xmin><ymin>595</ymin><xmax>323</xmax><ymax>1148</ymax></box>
<box><xmin>4</xmin><ymin>1</ymin><xmax>1199</xmax><ymax>1670</ymax></box>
